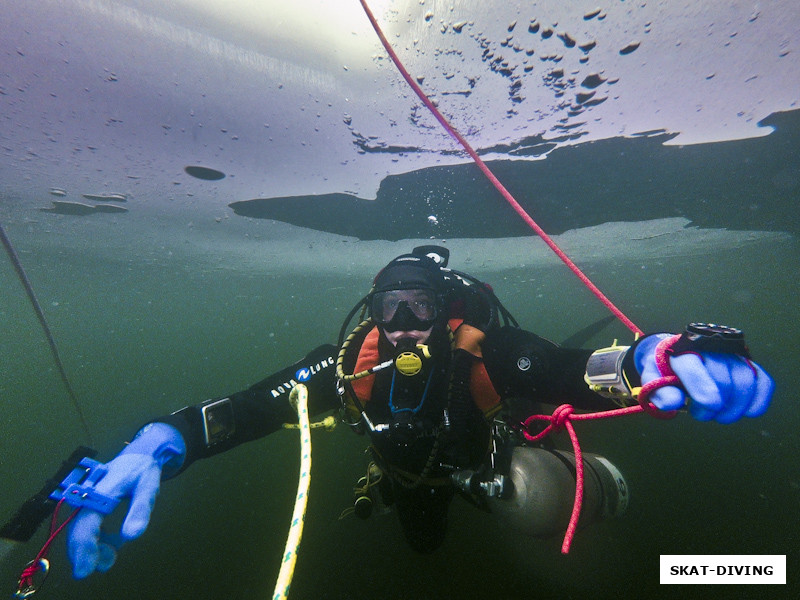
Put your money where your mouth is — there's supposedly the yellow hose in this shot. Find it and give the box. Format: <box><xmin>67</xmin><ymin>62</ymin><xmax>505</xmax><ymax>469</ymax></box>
<box><xmin>272</xmin><ymin>384</ymin><xmax>312</xmax><ymax>600</ymax></box>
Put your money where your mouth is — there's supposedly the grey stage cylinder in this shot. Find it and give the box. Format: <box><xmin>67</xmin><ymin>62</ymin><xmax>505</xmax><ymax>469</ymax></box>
<box><xmin>491</xmin><ymin>447</ymin><xmax>629</xmax><ymax>538</ymax></box>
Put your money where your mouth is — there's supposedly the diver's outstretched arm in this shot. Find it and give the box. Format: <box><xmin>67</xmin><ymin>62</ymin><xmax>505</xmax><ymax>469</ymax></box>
<box><xmin>66</xmin><ymin>344</ymin><xmax>339</xmax><ymax>579</ymax></box>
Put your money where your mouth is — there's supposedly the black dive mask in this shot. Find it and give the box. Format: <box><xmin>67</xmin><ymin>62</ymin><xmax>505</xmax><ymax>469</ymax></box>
<box><xmin>371</xmin><ymin>288</ymin><xmax>438</xmax><ymax>333</ymax></box>
<box><xmin>380</xmin><ymin>301</ymin><xmax>435</xmax><ymax>333</ymax></box>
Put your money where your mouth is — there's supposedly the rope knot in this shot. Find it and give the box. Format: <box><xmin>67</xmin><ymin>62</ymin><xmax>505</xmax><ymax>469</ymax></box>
<box><xmin>550</xmin><ymin>404</ymin><xmax>575</xmax><ymax>429</ymax></box>
<box><xmin>521</xmin><ymin>403</ymin><xmax>576</xmax><ymax>442</ymax></box>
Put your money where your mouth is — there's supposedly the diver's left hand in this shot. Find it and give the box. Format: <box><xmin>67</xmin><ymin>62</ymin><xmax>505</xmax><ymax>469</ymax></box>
<box><xmin>66</xmin><ymin>422</ymin><xmax>185</xmax><ymax>578</ymax></box>
<box><xmin>634</xmin><ymin>334</ymin><xmax>775</xmax><ymax>423</ymax></box>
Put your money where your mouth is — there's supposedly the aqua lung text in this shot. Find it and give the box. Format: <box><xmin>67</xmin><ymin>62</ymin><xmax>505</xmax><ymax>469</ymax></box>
<box><xmin>270</xmin><ymin>356</ymin><xmax>335</xmax><ymax>398</ymax></box>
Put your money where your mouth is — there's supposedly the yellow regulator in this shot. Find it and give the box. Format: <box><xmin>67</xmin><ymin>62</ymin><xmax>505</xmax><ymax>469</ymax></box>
<box><xmin>395</xmin><ymin>344</ymin><xmax>431</xmax><ymax>376</ymax></box>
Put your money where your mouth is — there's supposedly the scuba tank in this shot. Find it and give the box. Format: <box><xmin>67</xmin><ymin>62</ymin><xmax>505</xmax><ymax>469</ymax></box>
<box><xmin>488</xmin><ymin>446</ymin><xmax>628</xmax><ymax>538</ymax></box>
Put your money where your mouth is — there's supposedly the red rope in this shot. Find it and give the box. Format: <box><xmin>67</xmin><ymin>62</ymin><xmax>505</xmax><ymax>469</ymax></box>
<box><xmin>358</xmin><ymin>0</ymin><xmax>693</xmax><ymax>554</ymax></box>
<box><xmin>358</xmin><ymin>0</ymin><xmax>644</xmax><ymax>337</ymax></box>
<box><xmin>637</xmin><ymin>335</ymin><xmax>682</xmax><ymax>418</ymax></box>
<box><xmin>521</xmin><ymin>335</ymin><xmax>681</xmax><ymax>552</ymax></box>
<box><xmin>15</xmin><ymin>500</ymin><xmax>80</xmax><ymax>597</ymax></box>
<box><xmin>522</xmin><ymin>404</ymin><xmax>643</xmax><ymax>553</ymax></box>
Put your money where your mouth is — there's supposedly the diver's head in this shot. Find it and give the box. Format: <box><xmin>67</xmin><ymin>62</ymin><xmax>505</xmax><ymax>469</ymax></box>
<box><xmin>372</xmin><ymin>288</ymin><xmax>437</xmax><ymax>346</ymax></box>
<box><xmin>370</xmin><ymin>249</ymin><xmax>449</xmax><ymax>346</ymax></box>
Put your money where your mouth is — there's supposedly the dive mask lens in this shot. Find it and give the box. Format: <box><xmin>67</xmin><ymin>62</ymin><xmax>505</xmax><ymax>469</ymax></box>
<box><xmin>371</xmin><ymin>289</ymin><xmax>438</xmax><ymax>326</ymax></box>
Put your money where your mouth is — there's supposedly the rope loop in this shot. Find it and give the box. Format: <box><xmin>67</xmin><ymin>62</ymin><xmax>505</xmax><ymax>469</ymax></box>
<box><xmin>636</xmin><ymin>335</ymin><xmax>682</xmax><ymax>419</ymax></box>
<box><xmin>14</xmin><ymin>500</ymin><xmax>78</xmax><ymax>598</ymax></box>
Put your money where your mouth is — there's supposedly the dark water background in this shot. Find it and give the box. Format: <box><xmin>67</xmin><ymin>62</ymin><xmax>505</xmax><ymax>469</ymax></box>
<box><xmin>1</xmin><ymin>116</ymin><xmax>799</xmax><ymax>599</ymax></box>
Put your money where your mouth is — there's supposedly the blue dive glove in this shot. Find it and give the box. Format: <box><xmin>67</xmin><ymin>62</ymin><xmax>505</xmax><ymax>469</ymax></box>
<box><xmin>634</xmin><ymin>327</ymin><xmax>774</xmax><ymax>423</ymax></box>
<box><xmin>66</xmin><ymin>422</ymin><xmax>186</xmax><ymax>579</ymax></box>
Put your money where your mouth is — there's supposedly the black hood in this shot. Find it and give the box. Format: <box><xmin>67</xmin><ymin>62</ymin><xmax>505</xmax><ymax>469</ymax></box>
<box><xmin>373</xmin><ymin>253</ymin><xmax>447</xmax><ymax>294</ymax></box>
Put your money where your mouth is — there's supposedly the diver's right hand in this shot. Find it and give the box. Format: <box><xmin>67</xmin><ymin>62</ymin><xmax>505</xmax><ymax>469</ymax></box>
<box><xmin>67</xmin><ymin>422</ymin><xmax>186</xmax><ymax>579</ymax></box>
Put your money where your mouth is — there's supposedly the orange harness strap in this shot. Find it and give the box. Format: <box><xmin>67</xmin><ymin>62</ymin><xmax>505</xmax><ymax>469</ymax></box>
<box><xmin>350</xmin><ymin>326</ymin><xmax>381</xmax><ymax>401</ymax></box>
<box><xmin>451</xmin><ymin>319</ymin><xmax>501</xmax><ymax>413</ymax></box>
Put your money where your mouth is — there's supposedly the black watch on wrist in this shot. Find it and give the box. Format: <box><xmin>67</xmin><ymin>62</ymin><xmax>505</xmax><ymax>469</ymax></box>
<box><xmin>670</xmin><ymin>323</ymin><xmax>750</xmax><ymax>358</ymax></box>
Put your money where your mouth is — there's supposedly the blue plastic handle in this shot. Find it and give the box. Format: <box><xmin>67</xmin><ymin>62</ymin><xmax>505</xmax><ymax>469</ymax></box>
<box><xmin>49</xmin><ymin>457</ymin><xmax>120</xmax><ymax>515</ymax></box>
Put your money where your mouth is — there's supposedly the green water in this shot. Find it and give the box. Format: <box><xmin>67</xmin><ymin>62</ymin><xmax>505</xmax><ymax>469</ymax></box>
<box><xmin>1</xmin><ymin>138</ymin><xmax>799</xmax><ymax>599</ymax></box>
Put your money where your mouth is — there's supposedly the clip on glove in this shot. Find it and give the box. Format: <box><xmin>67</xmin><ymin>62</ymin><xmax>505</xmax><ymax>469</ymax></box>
<box><xmin>50</xmin><ymin>458</ymin><xmax>121</xmax><ymax>514</ymax></box>
<box><xmin>14</xmin><ymin>457</ymin><xmax>119</xmax><ymax>598</ymax></box>
<box><xmin>66</xmin><ymin>422</ymin><xmax>186</xmax><ymax>579</ymax></box>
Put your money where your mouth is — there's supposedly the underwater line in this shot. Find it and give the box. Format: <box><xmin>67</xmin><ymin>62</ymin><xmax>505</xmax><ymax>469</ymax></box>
<box><xmin>358</xmin><ymin>0</ymin><xmax>643</xmax><ymax>337</ymax></box>
<box><xmin>0</xmin><ymin>222</ymin><xmax>94</xmax><ymax>445</ymax></box>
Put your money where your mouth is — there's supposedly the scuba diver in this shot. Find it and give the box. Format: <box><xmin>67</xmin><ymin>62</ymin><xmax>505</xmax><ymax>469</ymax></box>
<box><xmin>63</xmin><ymin>245</ymin><xmax>774</xmax><ymax>578</ymax></box>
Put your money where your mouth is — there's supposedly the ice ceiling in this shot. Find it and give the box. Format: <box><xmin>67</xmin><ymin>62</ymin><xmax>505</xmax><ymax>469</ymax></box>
<box><xmin>1</xmin><ymin>0</ymin><xmax>798</xmax><ymax>220</ymax></box>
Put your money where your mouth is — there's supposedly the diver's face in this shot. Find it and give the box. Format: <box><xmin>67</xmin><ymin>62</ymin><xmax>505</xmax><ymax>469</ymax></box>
<box><xmin>383</xmin><ymin>326</ymin><xmax>433</xmax><ymax>347</ymax></box>
<box><xmin>371</xmin><ymin>288</ymin><xmax>438</xmax><ymax>346</ymax></box>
